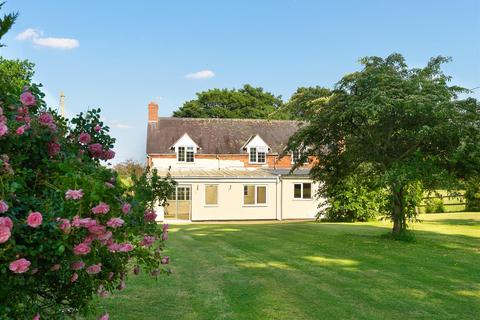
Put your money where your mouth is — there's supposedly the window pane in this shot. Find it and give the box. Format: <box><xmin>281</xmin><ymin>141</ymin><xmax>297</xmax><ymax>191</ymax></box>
<box><xmin>293</xmin><ymin>150</ymin><xmax>300</xmax><ymax>162</ymax></box>
<box><xmin>303</xmin><ymin>183</ymin><xmax>312</xmax><ymax>199</ymax></box>
<box><xmin>185</xmin><ymin>187</ymin><xmax>191</xmax><ymax>200</ymax></box>
<box><xmin>244</xmin><ymin>185</ymin><xmax>255</xmax><ymax>204</ymax></box>
<box><xmin>177</xmin><ymin>187</ymin><xmax>185</xmax><ymax>200</ymax></box>
<box><xmin>249</xmin><ymin>148</ymin><xmax>257</xmax><ymax>162</ymax></box>
<box><xmin>168</xmin><ymin>189</ymin><xmax>176</xmax><ymax>200</ymax></box>
<box><xmin>186</xmin><ymin>151</ymin><xmax>194</xmax><ymax>162</ymax></box>
<box><xmin>205</xmin><ymin>185</ymin><xmax>218</xmax><ymax>205</ymax></box>
<box><xmin>257</xmin><ymin>186</ymin><xmax>266</xmax><ymax>204</ymax></box>
<box><xmin>178</xmin><ymin>147</ymin><xmax>185</xmax><ymax>162</ymax></box>
<box><xmin>257</xmin><ymin>152</ymin><xmax>266</xmax><ymax>163</ymax></box>
<box><xmin>294</xmin><ymin>184</ymin><xmax>302</xmax><ymax>198</ymax></box>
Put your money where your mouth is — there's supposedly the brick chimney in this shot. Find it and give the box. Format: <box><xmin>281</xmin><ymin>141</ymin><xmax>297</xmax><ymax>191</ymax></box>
<box><xmin>148</xmin><ymin>101</ymin><xmax>159</xmax><ymax>122</ymax></box>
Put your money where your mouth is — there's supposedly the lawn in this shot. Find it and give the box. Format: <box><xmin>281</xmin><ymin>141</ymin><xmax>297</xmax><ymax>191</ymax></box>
<box><xmin>91</xmin><ymin>213</ymin><xmax>480</xmax><ymax>320</ymax></box>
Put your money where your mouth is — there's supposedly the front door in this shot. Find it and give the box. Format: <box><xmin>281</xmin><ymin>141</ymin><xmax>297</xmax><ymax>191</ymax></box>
<box><xmin>165</xmin><ymin>185</ymin><xmax>191</xmax><ymax>220</ymax></box>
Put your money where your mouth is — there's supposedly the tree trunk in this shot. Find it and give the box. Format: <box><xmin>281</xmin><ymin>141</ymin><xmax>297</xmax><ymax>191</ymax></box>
<box><xmin>391</xmin><ymin>185</ymin><xmax>405</xmax><ymax>235</ymax></box>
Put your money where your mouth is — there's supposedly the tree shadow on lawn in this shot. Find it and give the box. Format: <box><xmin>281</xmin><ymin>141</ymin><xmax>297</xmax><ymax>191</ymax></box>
<box><xmin>174</xmin><ymin>222</ymin><xmax>480</xmax><ymax>319</ymax></box>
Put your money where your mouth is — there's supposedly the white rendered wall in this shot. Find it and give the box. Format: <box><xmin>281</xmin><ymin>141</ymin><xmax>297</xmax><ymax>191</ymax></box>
<box><xmin>281</xmin><ymin>179</ymin><xmax>321</xmax><ymax>219</ymax></box>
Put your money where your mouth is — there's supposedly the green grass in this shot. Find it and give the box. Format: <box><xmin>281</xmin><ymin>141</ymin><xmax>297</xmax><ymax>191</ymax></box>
<box><xmin>91</xmin><ymin>213</ymin><xmax>480</xmax><ymax>320</ymax></box>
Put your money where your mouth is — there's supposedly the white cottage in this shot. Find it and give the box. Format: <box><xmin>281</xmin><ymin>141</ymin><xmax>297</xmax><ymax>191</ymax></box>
<box><xmin>146</xmin><ymin>102</ymin><xmax>322</xmax><ymax>221</ymax></box>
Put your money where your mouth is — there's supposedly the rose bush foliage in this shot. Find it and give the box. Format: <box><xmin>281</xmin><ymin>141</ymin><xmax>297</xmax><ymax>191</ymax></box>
<box><xmin>0</xmin><ymin>79</ymin><xmax>175</xmax><ymax>318</ymax></box>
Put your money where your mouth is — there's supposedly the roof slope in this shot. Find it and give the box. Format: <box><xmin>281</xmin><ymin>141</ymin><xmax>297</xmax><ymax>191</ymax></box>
<box><xmin>147</xmin><ymin>117</ymin><xmax>303</xmax><ymax>155</ymax></box>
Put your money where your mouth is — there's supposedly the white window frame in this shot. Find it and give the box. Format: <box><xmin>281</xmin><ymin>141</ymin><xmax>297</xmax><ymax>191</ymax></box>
<box><xmin>243</xmin><ymin>184</ymin><xmax>268</xmax><ymax>206</ymax></box>
<box><xmin>177</xmin><ymin>146</ymin><xmax>195</xmax><ymax>163</ymax></box>
<box><xmin>204</xmin><ymin>184</ymin><xmax>219</xmax><ymax>206</ymax></box>
<box><xmin>248</xmin><ymin>147</ymin><xmax>267</xmax><ymax>164</ymax></box>
<box><xmin>291</xmin><ymin>149</ymin><xmax>302</xmax><ymax>164</ymax></box>
<box><xmin>293</xmin><ymin>183</ymin><xmax>312</xmax><ymax>200</ymax></box>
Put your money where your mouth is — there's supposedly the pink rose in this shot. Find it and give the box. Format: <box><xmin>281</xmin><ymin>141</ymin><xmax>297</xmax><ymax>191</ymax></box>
<box><xmin>140</xmin><ymin>235</ymin><xmax>155</xmax><ymax>247</ymax></box>
<box><xmin>88</xmin><ymin>225</ymin><xmax>106</xmax><ymax>235</ymax></box>
<box><xmin>162</xmin><ymin>232</ymin><xmax>168</xmax><ymax>241</ymax></box>
<box><xmin>20</xmin><ymin>91</ymin><xmax>36</xmax><ymax>106</ymax></box>
<box><xmin>107</xmin><ymin>243</ymin><xmax>121</xmax><ymax>253</ymax></box>
<box><xmin>0</xmin><ymin>225</ymin><xmax>11</xmax><ymax>243</ymax></box>
<box><xmin>32</xmin><ymin>313</ymin><xmax>40</xmax><ymax>320</ymax></box>
<box><xmin>94</xmin><ymin>124</ymin><xmax>101</xmax><ymax>132</ymax></box>
<box><xmin>47</xmin><ymin>141</ymin><xmax>61</xmax><ymax>157</ymax></box>
<box><xmin>73</xmin><ymin>243</ymin><xmax>91</xmax><ymax>256</ymax></box>
<box><xmin>0</xmin><ymin>216</ymin><xmax>13</xmax><ymax>229</ymax></box>
<box><xmin>98</xmin><ymin>312</ymin><xmax>109</xmax><ymax>320</ymax></box>
<box><xmin>104</xmin><ymin>182</ymin><xmax>114</xmax><ymax>189</ymax></box>
<box><xmin>108</xmin><ymin>272</ymin><xmax>114</xmax><ymax>280</ymax></box>
<box><xmin>71</xmin><ymin>272</ymin><xmax>79</xmax><ymax>283</ymax></box>
<box><xmin>80</xmin><ymin>218</ymin><xmax>97</xmax><ymax>228</ymax></box>
<box><xmin>65</xmin><ymin>189</ymin><xmax>84</xmax><ymax>200</ymax></box>
<box><xmin>161</xmin><ymin>256</ymin><xmax>170</xmax><ymax>265</ymax></box>
<box><xmin>88</xmin><ymin>143</ymin><xmax>103</xmax><ymax>158</ymax></box>
<box><xmin>91</xmin><ymin>202</ymin><xmax>110</xmax><ymax>215</ymax></box>
<box><xmin>83</xmin><ymin>235</ymin><xmax>94</xmax><ymax>245</ymax></box>
<box><xmin>9</xmin><ymin>258</ymin><xmax>31</xmax><ymax>273</ymax></box>
<box><xmin>27</xmin><ymin>211</ymin><xmax>43</xmax><ymax>228</ymax></box>
<box><xmin>0</xmin><ymin>123</ymin><xmax>8</xmax><ymax>137</ymax></box>
<box><xmin>0</xmin><ymin>200</ymin><xmax>8</xmax><ymax>213</ymax></box>
<box><xmin>117</xmin><ymin>279</ymin><xmax>126</xmax><ymax>290</ymax></box>
<box><xmin>71</xmin><ymin>261</ymin><xmax>85</xmax><ymax>270</ymax></box>
<box><xmin>39</xmin><ymin>113</ymin><xmax>54</xmax><ymax>125</ymax></box>
<box><xmin>163</xmin><ymin>223</ymin><xmax>169</xmax><ymax>232</ymax></box>
<box><xmin>16</xmin><ymin>125</ymin><xmax>26</xmax><ymax>135</ymax></box>
<box><xmin>97</xmin><ymin>230</ymin><xmax>112</xmax><ymax>244</ymax></box>
<box><xmin>102</xmin><ymin>149</ymin><xmax>115</xmax><ymax>160</ymax></box>
<box><xmin>121</xmin><ymin>203</ymin><xmax>131</xmax><ymax>214</ymax></box>
<box><xmin>118</xmin><ymin>243</ymin><xmax>134</xmax><ymax>252</ymax></box>
<box><xmin>144</xmin><ymin>210</ymin><xmax>157</xmax><ymax>222</ymax></box>
<box><xmin>78</xmin><ymin>132</ymin><xmax>91</xmax><ymax>144</ymax></box>
<box><xmin>58</xmin><ymin>218</ymin><xmax>71</xmax><ymax>234</ymax></box>
<box><xmin>86</xmin><ymin>263</ymin><xmax>102</xmax><ymax>274</ymax></box>
<box><xmin>133</xmin><ymin>265</ymin><xmax>140</xmax><ymax>275</ymax></box>
<box><xmin>106</xmin><ymin>217</ymin><xmax>124</xmax><ymax>228</ymax></box>
<box><xmin>50</xmin><ymin>264</ymin><xmax>61</xmax><ymax>271</ymax></box>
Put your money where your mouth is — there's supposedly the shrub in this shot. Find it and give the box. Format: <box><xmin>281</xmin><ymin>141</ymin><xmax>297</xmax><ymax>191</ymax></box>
<box><xmin>465</xmin><ymin>178</ymin><xmax>480</xmax><ymax>212</ymax></box>
<box><xmin>0</xmin><ymin>63</ymin><xmax>175</xmax><ymax>318</ymax></box>
<box><xmin>425</xmin><ymin>198</ymin><xmax>445</xmax><ymax>213</ymax></box>
<box><xmin>321</xmin><ymin>175</ymin><xmax>388</xmax><ymax>222</ymax></box>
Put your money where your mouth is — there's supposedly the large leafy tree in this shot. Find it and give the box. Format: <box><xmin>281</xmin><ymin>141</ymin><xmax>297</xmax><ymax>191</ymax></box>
<box><xmin>173</xmin><ymin>84</ymin><xmax>289</xmax><ymax>119</ymax></box>
<box><xmin>0</xmin><ymin>1</ymin><xmax>17</xmax><ymax>47</ymax></box>
<box><xmin>284</xmin><ymin>86</ymin><xmax>331</xmax><ymax>119</ymax></box>
<box><xmin>287</xmin><ymin>54</ymin><xmax>480</xmax><ymax>236</ymax></box>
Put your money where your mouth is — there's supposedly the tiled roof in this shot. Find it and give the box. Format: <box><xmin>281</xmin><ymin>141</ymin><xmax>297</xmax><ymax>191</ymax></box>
<box><xmin>147</xmin><ymin>117</ymin><xmax>303</xmax><ymax>155</ymax></box>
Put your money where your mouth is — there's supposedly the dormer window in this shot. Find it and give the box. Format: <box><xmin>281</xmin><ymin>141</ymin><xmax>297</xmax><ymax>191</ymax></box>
<box><xmin>243</xmin><ymin>135</ymin><xmax>270</xmax><ymax>164</ymax></box>
<box><xmin>171</xmin><ymin>133</ymin><xmax>200</xmax><ymax>163</ymax></box>
<box><xmin>249</xmin><ymin>147</ymin><xmax>267</xmax><ymax>164</ymax></box>
<box><xmin>177</xmin><ymin>146</ymin><xmax>195</xmax><ymax>162</ymax></box>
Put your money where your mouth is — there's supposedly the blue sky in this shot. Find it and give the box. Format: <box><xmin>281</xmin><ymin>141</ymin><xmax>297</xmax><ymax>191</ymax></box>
<box><xmin>1</xmin><ymin>0</ymin><xmax>479</xmax><ymax>163</ymax></box>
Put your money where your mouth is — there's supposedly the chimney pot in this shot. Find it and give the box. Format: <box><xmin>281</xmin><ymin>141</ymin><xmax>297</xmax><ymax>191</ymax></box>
<box><xmin>148</xmin><ymin>101</ymin><xmax>159</xmax><ymax>122</ymax></box>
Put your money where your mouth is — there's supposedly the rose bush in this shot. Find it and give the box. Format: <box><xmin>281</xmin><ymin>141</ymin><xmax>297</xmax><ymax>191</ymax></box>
<box><xmin>0</xmin><ymin>60</ymin><xmax>175</xmax><ymax>319</ymax></box>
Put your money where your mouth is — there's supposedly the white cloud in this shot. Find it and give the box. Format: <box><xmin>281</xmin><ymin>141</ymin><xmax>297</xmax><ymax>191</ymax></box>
<box><xmin>113</xmin><ymin>123</ymin><xmax>134</xmax><ymax>129</ymax></box>
<box><xmin>16</xmin><ymin>28</ymin><xmax>41</xmax><ymax>40</ymax></box>
<box><xmin>16</xmin><ymin>28</ymin><xmax>79</xmax><ymax>50</ymax></box>
<box><xmin>108</xmin><ymin>120</ymin><xmax>134</xmax><ymax>129</ymax></box>
<box><xmin>32</xmin><ymin>37</ymin><xmax>79</xmax><ymax>49</ymax></box>
<box><xmin>184</xmin><ymin>70</ymin><xmax>215</xmax><ymax>80</ymax></box>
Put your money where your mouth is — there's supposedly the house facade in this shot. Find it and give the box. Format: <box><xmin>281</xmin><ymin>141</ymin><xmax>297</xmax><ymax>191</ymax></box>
<box><xmin>146</xmin><ymin>102</ymin><xmax>322</xmax><ymax>221</ymax></box>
